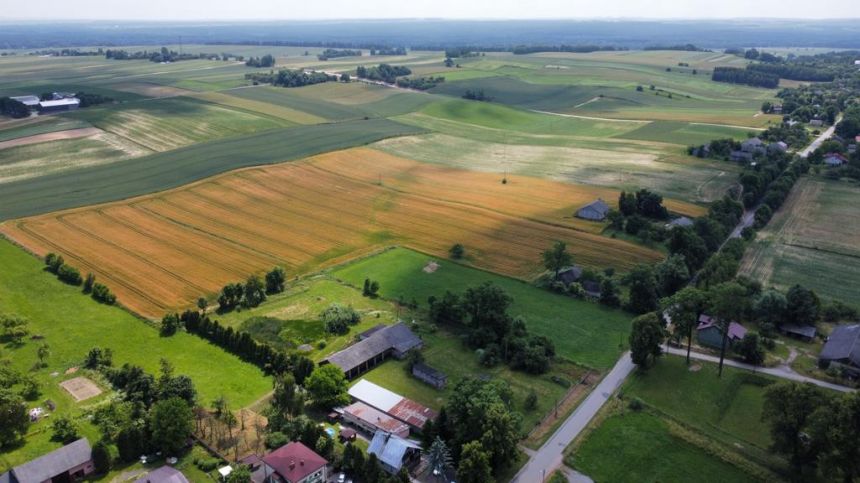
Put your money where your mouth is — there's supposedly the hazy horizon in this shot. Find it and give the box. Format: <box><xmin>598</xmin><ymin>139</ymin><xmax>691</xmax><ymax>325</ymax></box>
<box><xmin>2</xmin><ymin>0</ymin><xmax>857</xmax><ymax>21</ymax></box>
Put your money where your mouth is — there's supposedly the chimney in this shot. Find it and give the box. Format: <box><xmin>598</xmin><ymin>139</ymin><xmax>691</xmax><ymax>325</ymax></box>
<box><xmin>300</xmin><ymin>459</ymin><xmax>305</xmax><ymax>466</ymax></box>
<box><xmin>289</xmin><ymin>460</ymin><xmax>295</xmax><ymax>469</ymax></box>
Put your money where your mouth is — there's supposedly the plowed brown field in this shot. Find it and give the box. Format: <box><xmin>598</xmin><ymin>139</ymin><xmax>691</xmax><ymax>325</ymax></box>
<box><xmin>1</xmin><ymin>148</ymin><xmax>703</xmax><ymax>318</ymax></box>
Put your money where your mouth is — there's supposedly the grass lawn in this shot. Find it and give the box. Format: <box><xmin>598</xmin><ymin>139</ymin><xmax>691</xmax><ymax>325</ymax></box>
<box><xmin>332</xmin><ymin>247</ymin><xmax>632</xmax><ymax>370</ymax></box>
<box><xmin>569</xmin><ymin>410</ymin><xmax>756</xmax><ymax>483</ymax></box>
<box><xmin>0</xmin><ymin>238</ymin><xmax>271</xmax><ymax>468</ymax></box>
<box><xmin>216</xmin><ymin>277</ymin><xmax>400</xmax><ymax>359</ymax></box>
<box><xmin>624</xmin><ymin>356</ymin><xmax>774</xmax><ymax>450</ymax></box>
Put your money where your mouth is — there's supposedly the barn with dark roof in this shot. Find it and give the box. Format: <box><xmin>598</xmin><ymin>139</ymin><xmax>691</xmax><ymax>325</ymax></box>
<box><xmin>321</xmin><ymin>322</ymin><xmax>422</xmax><ymax>379</ymax></box>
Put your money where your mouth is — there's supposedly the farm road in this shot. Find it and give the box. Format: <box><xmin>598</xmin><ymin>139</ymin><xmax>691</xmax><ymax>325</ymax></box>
<box><xmin>799</xmin><ymin>117</ymin><xmax>839</xmax><ymax>158</ymax></box>
<box><xmin>511</xmin><ymin>353</ymin><xmax>635</xmax><ymax>483</ymax></box>
<box><xmin>664</xmin><ymin>347</ymin><xmax>853</xmax><ymax>393</ymax></box>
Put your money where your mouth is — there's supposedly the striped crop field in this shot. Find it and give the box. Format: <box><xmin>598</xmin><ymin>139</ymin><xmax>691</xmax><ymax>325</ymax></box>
<box><xmin>0</xmin><ymin>148</ymin><xmax>688</xmax><ymax>319</ymax></box>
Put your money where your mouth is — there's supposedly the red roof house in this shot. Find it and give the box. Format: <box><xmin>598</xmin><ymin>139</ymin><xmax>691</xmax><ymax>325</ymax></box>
<box><xmin>261</xmin><ymin>442</ymin><xmax>328</xmax><ymax>483</ymax></box>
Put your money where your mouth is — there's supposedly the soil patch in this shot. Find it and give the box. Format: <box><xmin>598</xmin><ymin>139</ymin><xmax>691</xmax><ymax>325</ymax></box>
<box><xmin>689</xmin><ymin>364</ymin><xmax>702</xmax><ymax>372</ymax></box>
<box><xmin>60</xmin><ymin>376</ymin><xmax>102</xmax><ymax>402</ymax></box>
<box><xmin>423</xmin><ymin>261</ymin><xmax>440</xmax><ymax>273</ymax></box>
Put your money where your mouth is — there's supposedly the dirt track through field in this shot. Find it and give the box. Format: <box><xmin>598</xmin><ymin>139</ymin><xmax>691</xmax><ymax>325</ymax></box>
<box><xmin>0</xmin><ymin>127</ymin><xmax>102</xmax><ymax>150</ymax></box>
<box><xmin>1</xmin><ymin>148</ymin><xmax>665</xmax><ymax>318</ymax></box>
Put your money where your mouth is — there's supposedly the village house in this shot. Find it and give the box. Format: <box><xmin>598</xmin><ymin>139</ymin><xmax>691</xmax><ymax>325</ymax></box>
<box><xmin>575</xmin><ymin>199</ymin><xmax>610</xmax><ymax>221</ymax></box>
<box><xmin>810</xmin><ymin>119</ymin><xmax>824</xmax><ymax>127</ymax></box>
<box><xmin>823</xmin><ymin>152</ymin><xmax>848</xmax><ymax>167</ymax></box>
<box><xmin>321</xmin><ymin>322</ymin><xmax>422</xmax><ymax>379</ymax></box>
<box><xmin>819</xmin><ymin>324</ymin><xmax>860</xmax><ymax>377</ymax></box>
<box><xmin>134</xmin><ymin>466</ymin><xmax>189</xmax><ymax>483</ymax></box>
<box><xmin>0</xmin><ymin>438</ymin><xmax>94</xmax><ymax>483</ymax></box>
<box><xmin>696</xmin><ymin>315</ymin><xmax>747</xmax><ymax>349</ymax></box>
<box><xmin>367</xmin><ymin>431</ymin><xmax>422</xmax><ymax>475</ymax></box>
<box><xmin>667</xmin><ymin>216</ymin><xmax>694</xmax><ymax>229</ymax></box>
<box><xmin>259</xmin><ymin>442</ymin><xmax>328</xmax><ymax>483</ymax></box>
<box><xmin>767</xmin><ymin>141</ymin><xmax>788</xmax><ymax>154</ymax></box>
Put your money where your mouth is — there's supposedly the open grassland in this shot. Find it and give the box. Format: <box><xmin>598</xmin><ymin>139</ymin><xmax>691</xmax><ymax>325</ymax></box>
<box><xmin>0</xmin><ymin>238</ymin><xmax>270</xmax><ymax>468</ymax></box>
<box><xmin>0</xmin><ymin>118</ymin><xmax>423</xmax><ymax>220</ymax></box>
<box><xmin>227</xmin><ymin>85</ymin><xmax>436</xmax><ymax>121</ymax></box>
<box><xmin>740</xmin><ymin>177</ymin><xmax>860</xmax><ymax>303</ymax></box>
<box><xmin>0</xmin><ymin>132</ymin><xmax>150</xmax><ymax>184</ymax></box>
<box><xmin>421</xmin><ymin>51</ymin><xmax>779</xmax><ymax>127</ymax></box>
<box><xmin>375</xmin><ymin>133</ymin><xmax>733</xmax><ymax>204</ymax></box>
<box><xmin>569</xmin><ymin>410</ymin><xmax>756</xmax><ymax>483</ymax></box>
<box><xmin>67</xmin><ymin>96</ymin><xmax>292</xmax><ymax>151</ymax></box>
<box><xmin>332</xmin><ymin>248</ymin><xmax>633</xmax><ymax>369</ymax></box>
<box><xmin>1</xmin><ymin>148</ymin><xmax>662</xmax><ymax>320</ymax></box>
<box><xmin>617</xmin><ymin>120</ymin><xmax>753</xmax><ymax>145</ymax></box>
<box><xmin>190</xmin><ymin>90</ymin><xmax>326</xmax><ymax>124</ymax></box>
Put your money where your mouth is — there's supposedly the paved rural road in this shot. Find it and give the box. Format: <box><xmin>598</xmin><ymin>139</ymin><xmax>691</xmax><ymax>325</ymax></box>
<box><xmin>664</xmin><ymin>346</ymin><xmax>853</xmax><ymax>393</ymax></box>
<box><xmin>511</xmin><ymin>353</ymin><xmax>635</xmax><ymax>483</ymax></box>
<box><xmin>799</xmin><ymin>118</ymin><xmax>839</xmax><ymax>158</ymax></box>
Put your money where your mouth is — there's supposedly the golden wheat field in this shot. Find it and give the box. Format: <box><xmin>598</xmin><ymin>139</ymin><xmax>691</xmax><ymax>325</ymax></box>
<box><xmin>0</xmin><ymin>148</ymin><xmax>703</xmax><ymax>318</ymax></box>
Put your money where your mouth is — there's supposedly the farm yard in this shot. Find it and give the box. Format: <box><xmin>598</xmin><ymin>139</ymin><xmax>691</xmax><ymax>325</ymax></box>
<box><xmin>739</xmin><ymin>177</ymin><xmax>860</xmax><ymax>303</ymax></box>
<box><xmin>0</xmin><ymin>148</ymin><xmax>684</xmax><ymax>319</ymax></box>
<box><xmin>0</xmin><ymin>238</ymin><xmax>271</xmax><ymax>469</ymax></box>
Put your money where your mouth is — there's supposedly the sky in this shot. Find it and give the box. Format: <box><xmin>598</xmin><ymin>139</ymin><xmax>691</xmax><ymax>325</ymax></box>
<box><xmin>3</xmin><ymin>0</ymin><xmax>857</xmax><ymax>21</ymax></box>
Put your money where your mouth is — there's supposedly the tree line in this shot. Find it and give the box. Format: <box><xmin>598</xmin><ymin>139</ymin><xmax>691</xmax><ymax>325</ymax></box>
<box><xmin>512</xmin><ymin>44</ymin><xmax>621</xmax><ymax>55</ymax></box>
<box><xmin>245</xmin><ymin>69</ymin><xmax>337</xmax><ymax>87</ymax></box>
<box><xmin>105</xmin><ymin>47</ymin><xmax>237</xmax><ymax>63</ymax></box>
<box><xmin>356</xmin><ymin>64</ymin><xmax>411</xmax><ymax>84</ymax></box>
<box><xmin>370</xmin><ymin>47</ymin><xmax>406</xmax><ymax>56</ymax></box>
<box><xmin>0</xmin><ymin>97</ymin><xmax>29</xmax><ymax>118</ymax></box>
<box><xmin>396</xmin><ymin>76</ymin><xmax>445</xmax><ymax>90</ymax></box>
<box><xmin>245</xmin><ymin>54</ymin><xmax>275</xmax><ymax>68</ymax></box>
<box><xmin>712</xmin><ymin>67</ymin><xmax>779</xmax><ymax>89</ymax></box>
<box><xmin>318</xmin><ymin>49</ymin><xmax>362</xmax><ymax>61</ymax></box>
<box><xmin>44</xmin><ymin>253</ymin><xmax>116</xmax><ymax>304</ymax></box>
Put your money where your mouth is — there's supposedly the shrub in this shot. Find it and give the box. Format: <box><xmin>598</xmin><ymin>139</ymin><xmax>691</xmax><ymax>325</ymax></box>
<box><xmin>57</xmin><ymin>264</ymin><xmax>83</xmax><ymax>285</ymax></box>
<box><xmin>321</xmin><ymin>304</ymin><xmax>361</xmax><ymax>335</ymax></box>
<box><xmin>51</xmin><ymin>416</ymin><xmax>79</xmax><ymax>443</ymax></box>
<box><xmin>91</xmin><ymin>283</ymin><xmax>116</xmax><ymax>304</ymax></box>
<box><xmin>449</xmin><ymin>243</ymin><xmax>465</xmax><ymax>259</ymax></box>
<box><xmin>92</xmin><ymin>439</ymin><xmax>112</xmax><ymax>474</ymax></box>
<box><xmin>524</xmin><ymin>390</ymin><xmax>538</xmax><ymax>411</ymax></box>
<box><xmin>628</xmin><ymin>397</ymin><xmax>644</xmax><ymax>411</ymax></box>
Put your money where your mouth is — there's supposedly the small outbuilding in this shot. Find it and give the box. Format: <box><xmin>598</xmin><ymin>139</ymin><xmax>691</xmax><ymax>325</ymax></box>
<box><xmin>575</xmin><ymin>199</ymin><xmax>610</xmax><ymax>221</ymax></box>
<box><xmin>367</xmin><ymin>431</ymin><xmax>421</xmax><ymax>475</ymax></box>
<box><xmin>557</xmin><ymin>265</ymin><xmax>583</xmax><ymax>286</ymax></box>
<box><xmin>667</xmin><ymin>216</ymin><xmax>694</xmax><ymax>229</ymax></box>
<box><xmin>412</xmin><ymin>362</ymin><xmax>447</xmax><ymax>389</ymax></box>
<box><xmin>779</xmin><ymin>324</ymin><xmax>817</xmax><ymax>342</ymax></box>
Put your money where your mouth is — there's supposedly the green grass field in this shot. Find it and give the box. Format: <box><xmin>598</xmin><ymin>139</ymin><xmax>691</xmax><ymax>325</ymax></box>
<box><xmin>216</xmin><ymin>277</ymin><xmax>400</xmax><ymax>358</ymax></box>
<box><xmin>617</xmin><ymin>120</ymin><xmax>753</xmax><ymax>145</ymax></box>
<box><xmin>740</xmin><ymin>177</ymin><xmax>860</xmax><ymax>303</ymax></box>
<box><xmin>624</xmin><ymin>357</ymin><xmax>775</xmax><ymax>450</ymax></box>
<box><xmin>569</xmin><ymin>411</ymin><xmax>756</xmax><ymax>483</ymax></box>
<box><xmin>67</xmin><ymin>96</ymin><xmax>292</xmax><ymax>151</ymax></box>
<box><xmin>0</xmin><ymin>238</ymin><xmax>270</xmax><ymax>468</ymax></box>
<box><xmin>0</xmin><ymin>118</ymin><xmax>425</xmax><ymax>220</ymax></box>
<box><xmin>331</xmin><ymin>247</ymin><xmax>632</xmax><ymax>369</ymax></box>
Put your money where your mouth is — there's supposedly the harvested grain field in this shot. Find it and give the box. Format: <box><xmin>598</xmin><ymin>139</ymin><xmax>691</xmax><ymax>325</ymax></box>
<box><xmin>739</xmin><ymin>177</ymin><xmax>860</xmax><ymax>303</ymax></box>
<box><xmin>1</xmin><ymin>148</ymin><xmax>674</xmax><ymax>318</ymax></box>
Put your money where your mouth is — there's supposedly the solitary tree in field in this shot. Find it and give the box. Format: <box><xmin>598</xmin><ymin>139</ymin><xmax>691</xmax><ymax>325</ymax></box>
<box><xmin>542</xmin><ymin>241</ymin><xmax>572</xmax><ymax>281</ymax></box>
<box><xmin>449</xmin><ymin>243</ymin><xmax>465</xmax><ymax>260</ymax></box>
<box><xmin>197</xmin><ymin>297</ymin><xmax>208</xmax><ymax>314</ymax></box>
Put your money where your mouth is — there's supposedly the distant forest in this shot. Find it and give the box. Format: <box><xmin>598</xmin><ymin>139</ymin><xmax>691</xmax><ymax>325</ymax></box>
<box><xmin>1</xmin><ymin>20</ymin><xmax>859</xmax><ymax>50</ymax></box>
